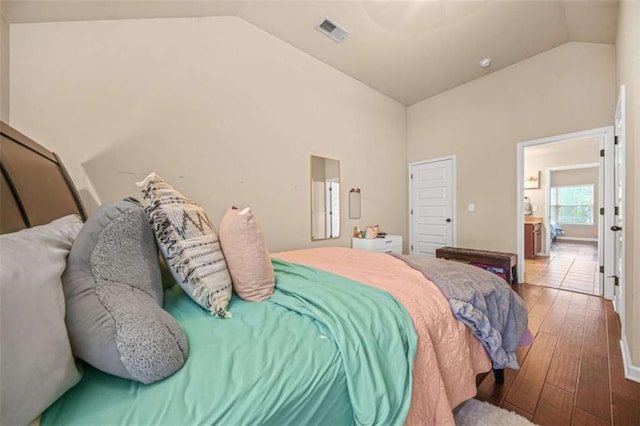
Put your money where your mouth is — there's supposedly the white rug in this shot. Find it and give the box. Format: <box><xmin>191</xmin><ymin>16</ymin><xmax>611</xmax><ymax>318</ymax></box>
<box><xmin>454</xmin><ymin>399</ymin><xmax>537</xmax><ymax>426</ymax></box>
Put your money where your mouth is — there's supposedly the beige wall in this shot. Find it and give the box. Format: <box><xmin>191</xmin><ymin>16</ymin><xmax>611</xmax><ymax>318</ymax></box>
<box><xmin>616</xmin><ymin>1</ymin><xmax>640</xmax><ymax>369</ymax></box>
<box><xmin>0</xmin><ymin>12</ymin><xmax>8</xmax><ymax>122</ymax></box>
<box><xmin>550</xmin><ymin>167</ymin><xmax>599</xmax><ymax>240</ymax></box>
<box><xmin>8</xmin><ymin>12</ymin><xmax>632</xmax><ymax>367</ymax></box>
<box><xmin>407</xmin><ymin>42</ymin><xmax>615</xmax><ymax>253</ymax></box>
<box><xmin>524</xmin><ymin>137</ymin><xmax>600</xmax><ymax>249</ymax></box>
<box><xmin>9</xmin><ymin>16</ymin><xmax>407</xmax><ymax>253</ymax></box>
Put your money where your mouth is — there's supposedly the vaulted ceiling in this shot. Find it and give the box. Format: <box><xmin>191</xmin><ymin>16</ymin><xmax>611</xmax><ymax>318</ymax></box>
<box><xmin>1</xmin><ymin>1</ymin><xmax>619</xmax><ymax>105</ymax></box>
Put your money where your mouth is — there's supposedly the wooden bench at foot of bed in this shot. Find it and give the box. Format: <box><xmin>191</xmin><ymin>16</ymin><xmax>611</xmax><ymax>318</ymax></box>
<box><xmin>435</xmin><ymin>246</ymin><xmax>518</xmax><ymax>285</ymax></box>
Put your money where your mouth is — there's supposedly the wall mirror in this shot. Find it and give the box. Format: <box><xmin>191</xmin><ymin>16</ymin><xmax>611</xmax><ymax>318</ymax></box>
<box><xmin>310</xmin><ymin>155</ymin><xmax>340</xmax><ymax>240</ymax></box>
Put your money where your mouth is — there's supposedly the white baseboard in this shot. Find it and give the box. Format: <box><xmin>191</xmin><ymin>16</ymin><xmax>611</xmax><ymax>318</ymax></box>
<box><xmin>556</xmin><ymin>236</ymin><xmax>598</xmax><ymax>242</ymax></box>
<box><xmin>621</xmin><ymin>334</ymin><xmax>640</xmax><ymax>383</ymax></box>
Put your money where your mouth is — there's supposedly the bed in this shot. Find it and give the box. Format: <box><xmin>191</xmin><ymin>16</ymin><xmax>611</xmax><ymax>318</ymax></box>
<box><xmin>0</xmin><ymin>121</ymin><xmax>528</xmax><ymax>426</ymax></box>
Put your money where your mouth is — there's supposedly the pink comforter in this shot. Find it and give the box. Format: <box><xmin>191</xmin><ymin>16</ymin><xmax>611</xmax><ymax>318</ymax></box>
<box><xmin>273</xmin><ymin>247</ymin><xmax>491</xmax><ymax>426</ymax></box>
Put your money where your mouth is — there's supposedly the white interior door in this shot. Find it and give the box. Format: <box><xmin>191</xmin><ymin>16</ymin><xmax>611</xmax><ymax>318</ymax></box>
<box><xmin>613</xmin><ymin>85</ymin><xmax>626</xmax><ymax>320</ymax></box>
<box><xmin>410</xmin><ymin>157</ymin><xmax>455</xmax><ymax>256</ymax></box>
<box><xmin>603</xmin><ymin>126</ymin><xmax>616</xmax><ymax>300</ymax></box>
<box><xmin>598</xmin><ymin>139</ymin><xmax>605</xmax><ymax>294</ymax></box>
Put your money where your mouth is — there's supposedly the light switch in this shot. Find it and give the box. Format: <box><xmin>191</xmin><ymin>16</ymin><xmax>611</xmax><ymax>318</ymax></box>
<box><xmin>468</xmin><ymin>203</ymin><xmax>475</xmax><ymax>212</ymax></box>
<box><xmin>532</xmin><ymin>205</ymin><xmax>539</xmax><ymax>212</ymax></box>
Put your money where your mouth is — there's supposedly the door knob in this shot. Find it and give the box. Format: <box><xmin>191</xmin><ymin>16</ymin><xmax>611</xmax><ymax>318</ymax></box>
<box><xmin>611</xmin><ymin>225</ymin><xmax>622</xmax><ymax>231</ymax></box>
<box><xmin>446</xmin><ymin>218</ymin><xmax>452</xmax><ymax>223</ymax></box>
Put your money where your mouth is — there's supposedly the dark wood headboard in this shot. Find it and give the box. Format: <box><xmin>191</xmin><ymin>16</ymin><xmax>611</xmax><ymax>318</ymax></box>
<box><xmin>1</xmin><ymin>121</ymin><xmax>87</xmax><ymax>234</ymax></box>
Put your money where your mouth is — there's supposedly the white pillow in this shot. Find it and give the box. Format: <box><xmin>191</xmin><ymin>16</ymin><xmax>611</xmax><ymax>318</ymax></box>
<box><xmin>137</xmin><ymin>173</ymin><xmax>232</xmax><ymax>318</ymax></box>
<box><xmin>0</xmin><ymin>215</ymin><xmax>84</xmax><ymax>426</ymax></box>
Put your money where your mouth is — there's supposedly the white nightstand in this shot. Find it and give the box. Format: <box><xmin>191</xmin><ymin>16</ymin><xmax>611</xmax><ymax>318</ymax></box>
<box><xmin>352</xmin><ymin>235</ymin><xmax>403</xmax><ymax>254</ymax></box>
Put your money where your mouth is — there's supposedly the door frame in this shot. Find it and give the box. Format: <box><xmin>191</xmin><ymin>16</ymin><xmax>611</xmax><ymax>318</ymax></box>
<box><xmin>614</xmin><ymin>85</ymin><xmax>637</xmax><ymax>383</ymax></box>
<box><xmin>543</xmin><ymin>162</ymin><xmax>602</xmax><ymax>294</ymax></box>
<box><xmin>543</xmin><ymin>162</ymin><xmax>600</xmax><ymax>254</ymax></box>
<box><xmin>516</xmin><ymin>126</ymin><xmax>613</xmax><ymax>285</ymax></box>
<box><xmin>614</xmin><ymin>84</ymin><xmax>626</xmax><ymax>329</ymax></box>
<box><xmin>409</xmin><ymin>155</ymin><xmax>457</xmax><ymax>255</ymax></box>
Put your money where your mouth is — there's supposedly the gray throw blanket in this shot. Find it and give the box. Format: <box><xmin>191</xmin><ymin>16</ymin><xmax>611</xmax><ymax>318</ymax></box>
<box><xmin>392</xmin><ymin>254</ymin><xmax>528</xmax><ymax>369</ymax></box>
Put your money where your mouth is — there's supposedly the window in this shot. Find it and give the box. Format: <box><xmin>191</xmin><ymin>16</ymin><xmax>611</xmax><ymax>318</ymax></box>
<box><xmin>550</xmin><ymin>185</ymin><xmax>594</xmax><ymax>225</ymax></box>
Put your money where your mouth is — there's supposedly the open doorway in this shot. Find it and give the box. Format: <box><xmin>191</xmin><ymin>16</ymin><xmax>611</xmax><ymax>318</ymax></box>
<box><xmin>524</xmin><ymin>143</ymin><xmax>599</xmax><ymax>294</ymax></box>
<box><xmin>516</xmin><ymin>126</ymin><xmax>614</xmax><ymax>297</ymax></box>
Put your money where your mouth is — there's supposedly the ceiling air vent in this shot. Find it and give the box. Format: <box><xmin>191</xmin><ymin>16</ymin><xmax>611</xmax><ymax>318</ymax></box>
<box><xmin>316</xmin><ymin>17</ymin><xmax>350</xmax><ymax>43</ymax></box>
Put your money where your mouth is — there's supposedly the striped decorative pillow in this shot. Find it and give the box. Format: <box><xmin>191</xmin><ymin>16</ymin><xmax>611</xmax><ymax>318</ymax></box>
<box><xmin>136</xmin><ymin>173</ymin><xmax>232</xmax><ymax>318</ymax></box>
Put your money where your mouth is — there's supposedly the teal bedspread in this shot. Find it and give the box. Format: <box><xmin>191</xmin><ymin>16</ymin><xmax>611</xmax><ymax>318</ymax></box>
<box><xmin>43</xmin><ymin>259</ymin><xmax>417</xmax><ymax>426</ymax></box>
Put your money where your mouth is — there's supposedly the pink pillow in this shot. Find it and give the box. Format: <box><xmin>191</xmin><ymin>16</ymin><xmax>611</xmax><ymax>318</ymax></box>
<box><xmin>219</xmin><ymin>207</ymin><xmax>275</xmax><ymax>301</ymax></box>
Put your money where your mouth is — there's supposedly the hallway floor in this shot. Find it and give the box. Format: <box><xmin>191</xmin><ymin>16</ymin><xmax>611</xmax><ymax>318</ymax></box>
<box><xmin>524</xmin><ymin>241</ymin><xmax>599</xmax><ymax>295</ymax></box>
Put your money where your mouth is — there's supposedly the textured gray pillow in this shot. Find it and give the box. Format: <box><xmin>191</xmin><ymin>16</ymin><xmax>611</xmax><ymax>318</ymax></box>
<box><xmin>63</xmin><ymin>198</ymin><xmax>188</xmax><ymax>384</ymax></box>
<box><xmin>0</xmin><ymin>215</ymin><xmax>83</xmax><ymax>426</ymax></box>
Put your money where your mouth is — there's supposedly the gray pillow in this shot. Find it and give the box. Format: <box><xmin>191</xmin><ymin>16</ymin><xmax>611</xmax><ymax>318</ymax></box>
<box><xmin>0</xmin><ymin>215</ymin><xmax>84</xmax><ymax>426</ymax></box>
<box><xmin>63</xmin><ymin>198</ymin><xmax>188</xmax><ymax>384</ymax></box>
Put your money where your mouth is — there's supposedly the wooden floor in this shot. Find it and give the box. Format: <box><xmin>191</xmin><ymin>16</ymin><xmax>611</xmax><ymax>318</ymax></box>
<box><xmin>477</xmin><ymin>283</ymin><xmax>640</xmax><ymax>425</ymax></box>
<box><xmin>525</xmin><ymin>241</ymin><xmax>599</xmax><ymax>295</ymax></box>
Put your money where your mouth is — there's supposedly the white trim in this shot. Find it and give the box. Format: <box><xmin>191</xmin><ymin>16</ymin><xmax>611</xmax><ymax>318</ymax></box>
<box><xmin>603</xmin><ymin>127</ymin><xmax>616</xmax><ymax>300</ymax></box>
<box><xmin>547</xmin><ymin>162</ymin><xmax>599</xmax><ymax>171</ymax></box>
<box><xmin>556</xmin><ymin>236</ymin><xmax>598</xmax><ymax>242</ymax></box>
<box><xmin>409</xmin><ymin>156</ymin><xmax>457</xmax><ymax>255</ymax></box>
<box><xmin>543</xmin><ymin>167</ymin><xmax>551</xmax><ymax>256</ymax></box>
<box><xmin>614</xmin><ymin>84</ymin><xmax>626</xmax><ymax>334</ymax></box>
<box><xmin>598</xmin><ymin>136</ymin><xmax>605</xmax><ymax>295</ymax></box>
<box><xmin>517</xmin><ymin>126</ymin><xmax>612</xmax><ymax>284</ymax></box>
<box><xmin>517</xmin><ymin>147</ymin><xmax>525</xmax><ymax>280</ymax></box>
<box><xmin>621</xmin><ymin>335</ymin><xmax>640</xmax><ymax>383</ymax></box>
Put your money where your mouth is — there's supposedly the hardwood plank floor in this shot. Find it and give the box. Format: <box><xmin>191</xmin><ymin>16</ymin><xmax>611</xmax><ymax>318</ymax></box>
<box><xmin>477</xmin><ymin>283</ymin><xmax>640</xmax><ymax>425</ymax></box>
<box><xmin>533</xmin><ymin>384</ymin><xmax>574</xmax><ymax>425</ymax></box>
<box><xmin>504</xmin><ymin>332</ymin><xmax>558</xmax><ymax>414</ymax></box>
<box><xmin>525</xmin><ymin>241</ymin><xmax>599</xmax><ymax>295</ymax></box>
